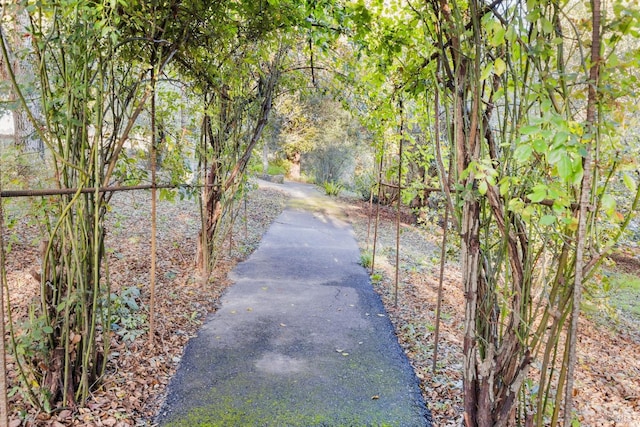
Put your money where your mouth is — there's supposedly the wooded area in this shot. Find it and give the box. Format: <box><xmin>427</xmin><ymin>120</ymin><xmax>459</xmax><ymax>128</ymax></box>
<box><xmin>1</xmin><ymin>0</ymin><xmax>639</xmax><ymax>425</ymax></box>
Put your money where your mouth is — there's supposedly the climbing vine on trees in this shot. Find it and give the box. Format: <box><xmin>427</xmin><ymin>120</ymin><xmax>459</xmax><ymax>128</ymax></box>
<box><xmin>0</xmin><ymin>0</ymin><xmax>345</xmax><ymax>413</ymax></box>
<box><xmin>0</xmin><ymin>0</ymin><xmax>184</xmax><ymax>409</ymax></box>
<box><xmin>342</xmin><ymin>0</ymin><xmax>640</xmax><ymax>425</ymax></box>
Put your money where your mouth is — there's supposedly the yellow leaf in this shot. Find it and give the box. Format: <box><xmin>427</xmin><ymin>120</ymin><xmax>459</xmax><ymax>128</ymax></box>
<box><xmin>494</xmin><ymin>58</ymin><xmax>506</xmax><ymax>76</ymax></box>
<box><xmin>480</xmin><ymin>63</ymin><xmax>492</xmax><ymax>81</ymax></box>
<box><xmin>71</xmin><ymin>333</ymin><xmax>81</xmax><ymax>344</ymax></box>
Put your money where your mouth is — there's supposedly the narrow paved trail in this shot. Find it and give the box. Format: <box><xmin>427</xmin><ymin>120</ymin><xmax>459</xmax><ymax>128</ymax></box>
<box><xmin>156</xmin><ymin>181</ymin><xmax>431</xmax><ymax>426</ymax></box>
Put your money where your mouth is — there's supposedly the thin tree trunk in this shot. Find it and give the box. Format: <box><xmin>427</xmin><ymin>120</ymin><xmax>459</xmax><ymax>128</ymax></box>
<box><xmin>461</xmin><ymin>198</ymin><xmax>481</xmax><ymax>427</ymax></box>
<box><xmin>394</xmin><ymin>101</ymin><xmax>404</xmax><ymax>307</ymax></box>
<box><xmin>263</xmin><ymin>143</ymin><xmax>269</xmax><ymax>174</ymax></box>
<box><xmin>371</xmin><ymin>143</ymin><xmax>385</xmax><ymax>275</ymax></box>
<box><xmin>196</xmin><ymin>54</ymin><xmax>281</xmax><ymax>275</ymax></box>
<box><xmin>228</xmin><ymin>198</ymin><xmax>235</xmax><ymax>256</ymax></box>
<box><xmin>433</xmin><ymin>62</ymin><xmax>458</xmax><ymax>229</ymax></box>
<box><xmin>563</xmin><ymin>0</ymin><xmax>600</xmax><ymax>423</ymax></box>
<box><xmin>244</xmin><ymin>193</ymin><xmax>248</xmax><ymax>241</ymax></box>
<box><xmin>149</xmin><ymin>74</ymin><xmax>158</xmax><ymax>347</ymax></box>
<box><xmin>432</xmin><ymin>202</ymin><xmax>449</xmax><ymax>373</ymax></box>
<box><xmin>0</xmin><ymin>173</ymin><xmax>10</xmax><ymax>426</ymax></box>
<box><xmin>366</xmin><ymin>180</ymin><xmax>374</xmax><ymax>250</ymax></box>
<box><xmin>432</xmin><ymin>56</ymin><xmax>452</xmax><ymax>374</ymax></box>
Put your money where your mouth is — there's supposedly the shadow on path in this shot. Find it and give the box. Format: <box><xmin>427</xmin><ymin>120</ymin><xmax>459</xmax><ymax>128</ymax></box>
<box><xmin>156</xmin><ymin>180</ymin><xmax>432</xmax><ymax>426</ymax></box>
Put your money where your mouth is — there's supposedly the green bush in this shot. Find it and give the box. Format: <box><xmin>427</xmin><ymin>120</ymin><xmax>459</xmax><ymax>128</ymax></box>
<box><xmin>354</xmin><ymin>171</ymin><xmax>376</xmax><ymax>201</ymax></box>
<box><xmin>268</xmin><ymin>159</ymin><xmax>290</xmax><ymax>176</ymax></box>
<box><xmin>322</xmin><ymin>181</ymin><xmax>343</xmax><ymax>196</ymax></box>
<box><xmin>104</xmin><ymin>286</ymin><xmax>147</xmax><ymax>342</ymax></box>
<box><xmin>360</xmin><ymin>250</ymin><xmax>373</xmax><ymax>268</ymax></box>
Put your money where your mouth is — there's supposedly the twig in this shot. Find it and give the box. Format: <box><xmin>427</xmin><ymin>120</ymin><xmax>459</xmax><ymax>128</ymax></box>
<box><xmin>432</xmin><ymin>202</ymin><xmax>449</xmax><ymax>373</ymax></box>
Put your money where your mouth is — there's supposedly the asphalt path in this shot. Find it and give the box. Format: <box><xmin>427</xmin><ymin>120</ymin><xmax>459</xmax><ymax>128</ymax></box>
<box><xmin>156</xmin><ymin>180</ymin><xmax>432</xmax><ymax>426</ymax></box>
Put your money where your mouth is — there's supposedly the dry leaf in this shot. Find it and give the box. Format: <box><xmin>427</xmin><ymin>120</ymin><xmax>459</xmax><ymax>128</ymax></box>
<box><xmin>58</xmin><ymin>409</ymin><xmax>73</xmax><ymax>420</ymax></box>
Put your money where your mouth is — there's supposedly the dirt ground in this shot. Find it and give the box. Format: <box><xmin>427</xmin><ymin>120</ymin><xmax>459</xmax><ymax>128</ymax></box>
<box><xmin>341</xmin><ymin>197</ymin><xmax>640</xmax><ymax>427</ymax></box>
<box><xmin>2</xmin><ymin>183</ymin><xmax>639</xmax><ymax>426</ymax></box>
<box><xmin>2</xmin><ymin>185</ymin><xmax>288</xmax><ymax>426</ymax></box>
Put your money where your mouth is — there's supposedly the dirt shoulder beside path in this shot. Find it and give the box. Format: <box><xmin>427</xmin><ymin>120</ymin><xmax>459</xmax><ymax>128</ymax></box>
<box><xmin>337</xmin><ymin>190</ymin><xmax>640</xmax><ymax>426</ymax></box>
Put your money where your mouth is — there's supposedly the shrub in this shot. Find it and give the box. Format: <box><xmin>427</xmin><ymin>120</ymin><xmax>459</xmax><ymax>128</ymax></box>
<box><xmin>268</xmin><ymin>159</ymin><xmax>290</xmax><ymax>176</ymax></box>
<box><xmin>322</xmin><ymin>181</ymin><xmax>343</xmax><ymax>196</ymax></box>
<box><xmin>360</xmin><ymin>250</ymin><xmax>373</xmax><ymax>268</ymax></box>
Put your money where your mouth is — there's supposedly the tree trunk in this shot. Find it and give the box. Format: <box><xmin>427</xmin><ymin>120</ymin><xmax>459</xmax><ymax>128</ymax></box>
<box><xmin>461</xmin><ymin>198</ymin><xmax>482</xmax><ymax>426</ymax></box>
<box><xmin>563</xmin><ymin>0</ymin><xmax>601</xmax><ymax>424</ymax></box>
<box><xmin>149</xmin><ymin>68</ymin><xmax>158</xmax><ymax>346</ymax></box>
<box><xmin>9</xmin><ymin>7</ymin><xmax>40</xmax><ymax>154</ymax></box>
<box><xmin>196</xmin><ymin>55</ymin><xmax>281</xmax><ymax>276</ymax></box>
<box><xmin>0</xmin><ymin>176</ymin><xmax>10</xmax><ymax>425</ymax></box>
<box><xmin>288</xmin><ymin>151</ymin><xmax>301</xmax><ymax>180</ymax></box>
<box><xmin>12</xmin><ymin>109</ymin><xmax>34</xmax><ymax>150</ymax></box>
<box><xmin>263</xmin><ymin>143</ymin><xmax>269</xmax><ymax>174</ymax></box>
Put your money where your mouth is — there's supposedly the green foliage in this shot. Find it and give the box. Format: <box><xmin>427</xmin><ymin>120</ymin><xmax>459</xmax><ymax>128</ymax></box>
<box><xmin>582</xmin><ymin>270</ymin><xmax>618</xmax><ymax>320</ymax></box>
<box><xmin>609</xmin><ymin>272</ymin><xmax>640</xmax><ymax>318</ymax></box>
<box><xmin>1</xmin><ymin>0</ymin><xmax>637</xmax><ymax>421</ymax></box>
<box><xmin>0</xmin><ymin>0</ymin><xmax>196</xmax><ymax>409</ymax></box>
<box><xmin>0</xmin><ymin>145</ymin><xmax>32</xmax><ymax>189</ymax></box>
<box><xmin>315</xmin><ymin>100</ymin><xmax>371</xmax><ymax>187</ymax></box>
<box><xmin>1</xmin><ymin>0</ymin><xmax>120</xmax><ymax>408</ymax></box>
<box><xmin>0</xmin><ymin>146</ymin><xmax>43</xmax><ymax>234</ymax></box>
<box><xmin>321</xmin><ymin>181</ymin><xmax>343</xmax><ymax>197</ymax></box>
<box><xmin>12</xmin><ymin>312</ymin><xmax>51</xmax><ymax>362</ymax></box>
<box><xmin>105</xmin><ymin>287</ymin><xmax>147</xmax><ymax>343</ymax></box>
<box><xmin>268</xmin><ymin>93</ymin><xmax>371</xmax><ymax>184</ymax></box>
<box><xmin>8</xmin><ymin>298</ymin><xmax>82</xmax><ymax>411</ymax></box>
<box><xmin>268</xmin><ymin>160</ymin><xmax>289</xmax><ymax>176</ymax></box>
<box><xmin>354</xmin><ymin>171</ymin><xmax>376</xmax><ymax>201</ymax></box>
<box><xmin>114</xmin><ymin>152</ymin><xmax>149</xmax><ymax>186</ymax></box>
<box><xmin>370</xmin><ymin>273</ymin><xmax>383</xmax><ymax>284</ymax></box>
<box><xmin>359</xmin><ymin>250</ymin><xmax>373</xmax><ymax>268</ymax></box>
<box><xmin>277</xmin><ymin>96</ymin><xmax>318</xmax><ymax>159</ymax></box>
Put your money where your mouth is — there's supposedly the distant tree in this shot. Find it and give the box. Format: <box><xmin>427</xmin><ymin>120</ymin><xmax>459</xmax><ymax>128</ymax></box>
<box><xmin>0</xmin><ymin>6</ymin><xmax>40</xmax><ymax>154</ymax></box>
<box><xmin>305</xmin><ymin>97</ymin><xmax>365</xmax><ymax>186</ymax></box>
<box><xmin>275</xmin><ymin>95</ymin><xmax>318</xmax><ymax>180</ymax></box>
